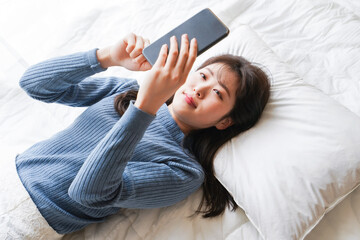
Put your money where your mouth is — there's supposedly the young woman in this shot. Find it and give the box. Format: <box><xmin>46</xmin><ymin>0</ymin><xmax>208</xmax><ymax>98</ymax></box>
<box><xmin>1</xmin><ymin>33</ymin><xmax>270</xmax><ymax>238</ymax></box>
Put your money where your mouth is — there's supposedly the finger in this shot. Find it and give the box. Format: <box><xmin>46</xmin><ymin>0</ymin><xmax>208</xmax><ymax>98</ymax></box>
<box><xmin>175</xmin><ymin>34</ymin><xmax>189</xmax><ymax>71</ymax></box>
<box><xmin>144</xmin><ymin>38</ymin><xmax>150</xmax><ymax>48</ymax></box>
<box><xmin>130</xmin><ymin>35</ymin><xmax>145</xmax><ymax>58</ymax></box>
<box><xmin>125</xmin><ymin>33</ymin><xmax>136</xmax><ymax>53</ymax></box>
<box><xmin>134</xmin><ymin>54</ymin><xmax>149</xmax><ymax>67</ymax></box>
<box><xmin>153</xmin><ymin>44</ymin><xmax>168</xmax><ymax>67</ymax></box>
<box><xmin>165</xmin><ymin>36</ymin><xmax>179</xmax><ymax>68</ymax></box>
<box><xmin>183</xmin><ymin>38</ymin><xmax>198</xmax><ymax>74</ymax></box>
<box><xmin>135</xmin><ymin>53</ymin><xmax>152</xmax><ymax>71</ymax></box>
<box><xmin>134</xmin><ymin>53</ymin><xmax>147</xmax><ymax>64</ymax></box>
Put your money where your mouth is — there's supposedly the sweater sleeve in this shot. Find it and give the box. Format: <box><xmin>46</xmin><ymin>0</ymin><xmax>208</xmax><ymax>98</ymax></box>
<box><xmin>19</xmin><ymin>49</ymin><xmax>137</xmax><ymax>107</ymax></box>
<box><xmin>68</xmin><ymin>101</ymin><xmax>204</xmax><ymax>209</ymax></box>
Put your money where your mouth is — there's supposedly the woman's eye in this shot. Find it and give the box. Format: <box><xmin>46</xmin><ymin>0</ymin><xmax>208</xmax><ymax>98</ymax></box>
<box><xmin>213</xmin><ymin>89</ymin><xmax>222</xmax><ymax>99</ymax></box>
<box><xmin>200</xmin><ymin>73</ymin><xmax>206</xmax><ymax>80</ymax></box>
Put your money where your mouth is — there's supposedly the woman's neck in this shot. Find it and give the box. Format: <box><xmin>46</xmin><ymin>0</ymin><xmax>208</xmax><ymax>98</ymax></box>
<box><xmin>167</xmin><ymin>104</ymin><xmax>192</xmax><ymax>135</ymax></box>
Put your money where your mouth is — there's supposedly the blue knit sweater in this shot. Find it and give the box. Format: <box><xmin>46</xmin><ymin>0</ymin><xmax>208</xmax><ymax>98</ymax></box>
<box><xmin>16</xmin><ymin>49</ymin><xmax>204</xmax><ymax>234</ymax></box>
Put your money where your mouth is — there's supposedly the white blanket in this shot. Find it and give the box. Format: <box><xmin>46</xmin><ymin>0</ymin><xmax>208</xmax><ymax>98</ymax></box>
<box><xmin>1</xmin><ymin>0</ymin><xmax>359</xmax><ymax>239</ymax></box>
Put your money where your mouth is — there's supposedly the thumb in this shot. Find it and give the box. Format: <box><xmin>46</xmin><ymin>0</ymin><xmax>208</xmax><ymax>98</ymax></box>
<box><xmin>141</xmin><ymin>61</ymin><xmax>152</xmax><ymax>71</ymax></box>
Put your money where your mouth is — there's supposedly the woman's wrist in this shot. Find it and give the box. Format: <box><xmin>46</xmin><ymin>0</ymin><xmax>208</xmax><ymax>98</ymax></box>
<box><xmin>134</xmin><ymin>99</ymin><xmax>160</xmax><ymax>116</ymax></box>
<box><xmin>96</xmin><ymin>47</ymin><xmax>113</xmax><ymax>68</ymax></box>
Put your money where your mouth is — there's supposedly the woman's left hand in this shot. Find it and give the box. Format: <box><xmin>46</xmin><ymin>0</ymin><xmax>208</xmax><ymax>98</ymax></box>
<box><xmin>96</xmin><ymin>33</ymin><xmax>151</xmax><ymax>71</ymax></box>
<box><xmin>134</xmin><ymin>34</ymin><xmax>198</xmax><ymax>115</ymax></box>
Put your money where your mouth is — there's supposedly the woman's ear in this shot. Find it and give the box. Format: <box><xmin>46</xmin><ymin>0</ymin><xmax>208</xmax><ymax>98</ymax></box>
<box><xmin>215</xmin><ymin>117</ymin><xmax>233</xmax><ymax>130</ymax></box>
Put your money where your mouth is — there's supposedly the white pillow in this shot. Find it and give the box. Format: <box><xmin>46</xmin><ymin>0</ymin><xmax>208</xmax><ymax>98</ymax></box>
<box><xmin>198</xmin><ymin>26</ymin><xmax>360</xmax><ymax>240</ymax></box>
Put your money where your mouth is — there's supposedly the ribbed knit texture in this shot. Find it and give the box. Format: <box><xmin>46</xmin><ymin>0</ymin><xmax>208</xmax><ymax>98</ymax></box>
<box><xmin>16</xmin><ymin>49</ymin><xmax>204</xmax><ymax>234</ymax></box>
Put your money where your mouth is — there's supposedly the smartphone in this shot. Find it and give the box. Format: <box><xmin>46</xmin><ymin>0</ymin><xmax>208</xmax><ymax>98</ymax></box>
<box><xmin>142</xmin><ymin>8</ymin><xmax>229</xmax><ymax>66</ymax></box>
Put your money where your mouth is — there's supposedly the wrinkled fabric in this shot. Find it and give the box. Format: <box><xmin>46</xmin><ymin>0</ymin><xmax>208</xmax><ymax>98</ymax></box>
<box><xmin>0</xmin><ymin>158</ymin><xmax>62</xmax><ymax>240</ymax></box>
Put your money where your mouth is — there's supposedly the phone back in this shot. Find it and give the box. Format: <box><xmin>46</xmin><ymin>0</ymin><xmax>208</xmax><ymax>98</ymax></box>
<box><xmin>142</xmin><ymin>8</ymin><xmax>229</xmax><ymax>65</ymax></box>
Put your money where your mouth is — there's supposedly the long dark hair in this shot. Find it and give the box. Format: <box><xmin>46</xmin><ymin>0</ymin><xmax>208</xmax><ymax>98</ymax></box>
<box><xmin>114</xmin><ymin>54</ymin><xmax>270</xmax><ymax>218</ymax></box>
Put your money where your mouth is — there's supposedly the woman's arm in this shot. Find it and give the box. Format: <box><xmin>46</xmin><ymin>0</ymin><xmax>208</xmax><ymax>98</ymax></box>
<box><xmin>19</xmin><ymin>34</ymin><xmax>151</xmax><ymax>107</ymax></box>
<box><xmin>68</xmin><ymin>102</ymin><xmax>204</xmax><ymax>208</ymax></box>
<box><xmin>68</xmin><ymin>35</ymin><xmax>200</xmax><ymax>209</ymax></box>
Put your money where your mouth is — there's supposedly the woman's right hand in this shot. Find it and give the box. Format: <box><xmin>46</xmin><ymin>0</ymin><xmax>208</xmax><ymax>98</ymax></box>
<box><xmin>134</xmin><ymin>34</ymin><xmax>198</xmax><ymax>115</ymax></box>
<box><xmin>96</xmin><ymin>33</ymin><xmax>151</xmax><ymax>71</ymax></box>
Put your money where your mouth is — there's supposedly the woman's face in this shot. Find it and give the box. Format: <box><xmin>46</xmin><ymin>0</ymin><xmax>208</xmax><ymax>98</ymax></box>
<box><xmin>168</xmin><ymin>63</ymin><xmax>238</xmax><ymax>134</ymax></box>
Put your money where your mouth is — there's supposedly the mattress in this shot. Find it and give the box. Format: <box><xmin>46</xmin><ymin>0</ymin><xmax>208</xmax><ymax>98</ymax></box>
<box><xmin>1</xmin><ymin>0</ymin><xmax>359</xmax><ymax>239</ymax></box>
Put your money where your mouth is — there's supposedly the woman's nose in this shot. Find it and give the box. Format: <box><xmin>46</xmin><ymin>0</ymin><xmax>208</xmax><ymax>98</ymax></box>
<box><xmin>193</xmin><ymin>86</ymin><xmax>207</xmax><ymax>98</ymax></box>
<box><xmin>193</xmin><ymin>88</ymin><xmax>201</xmax><ymax>98</ymax></box>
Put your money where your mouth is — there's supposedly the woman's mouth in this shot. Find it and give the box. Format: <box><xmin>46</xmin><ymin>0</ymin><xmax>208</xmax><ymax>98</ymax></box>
<box><xmin>184</xmin><ymin>93</ymin><xmax>197</xmax><ymax>108</ymax></box>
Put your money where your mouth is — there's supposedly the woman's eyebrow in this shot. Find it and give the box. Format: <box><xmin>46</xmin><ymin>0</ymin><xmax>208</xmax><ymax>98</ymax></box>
<box><xmin>205</xmin><ymin>67</ymin><xmax>231</xmax><ymax>98</ymax></box>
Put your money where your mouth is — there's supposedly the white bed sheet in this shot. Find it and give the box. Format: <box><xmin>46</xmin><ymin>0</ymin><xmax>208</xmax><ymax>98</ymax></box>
<box><xmin>1</xmin><ymin>0</ymin><xmax>359</xmax><ymax>239</ymax></box>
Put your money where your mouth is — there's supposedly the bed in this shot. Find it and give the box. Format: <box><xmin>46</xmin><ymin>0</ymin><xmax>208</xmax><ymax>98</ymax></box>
<box><xmin>1</xmin><ymin>0</ymin><xmax>360</xmax><ymax>239</ymax></box>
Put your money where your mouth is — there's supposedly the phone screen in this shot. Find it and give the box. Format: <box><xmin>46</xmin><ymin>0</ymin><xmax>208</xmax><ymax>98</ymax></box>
<box><xmin>142</xmin><ymin>8</ymin><xmax>229</xmax><ymax>66</ymax></box>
